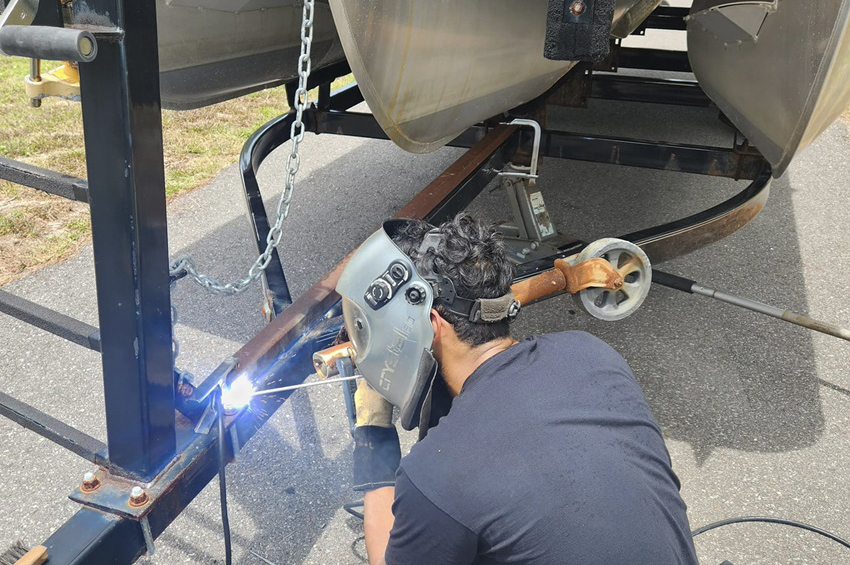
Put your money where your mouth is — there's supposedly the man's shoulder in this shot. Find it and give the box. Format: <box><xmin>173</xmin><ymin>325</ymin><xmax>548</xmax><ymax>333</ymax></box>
<box><xmin>517</xmin><ymin>330</ymin><xmax>629</xmax><ymax>372</ymax></box>
<box><xmin>535</xmin><ymin>330</ymin><xmax>619</xmax><ymax>352</ymax></box>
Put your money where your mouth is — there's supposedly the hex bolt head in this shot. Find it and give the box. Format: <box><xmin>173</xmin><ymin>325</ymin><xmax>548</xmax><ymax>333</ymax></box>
<box><xmin>81</xmin><ymin>472</ymin><xmax>101</xmax><ymax>492</ymax></box>
<box><xmin>129</xmin><ymin>486</ymin><xmax>150</xmax><ymax>507</ymax></box>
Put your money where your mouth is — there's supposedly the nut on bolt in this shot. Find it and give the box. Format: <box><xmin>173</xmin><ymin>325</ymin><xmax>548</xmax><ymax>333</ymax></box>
<box><xmin>570</xmin><ymin>0</ymin><xmax>587</xmax><ymax>15</ymax></box>
<box><xmin>129</xmin><ymin>486</ymin><xmax>150</xmax><ymax>507</ymax></box>
<box><xmin>81</xmin><ymin>472</ymin><xmax>101</xmax><ymax>492</ymax></box>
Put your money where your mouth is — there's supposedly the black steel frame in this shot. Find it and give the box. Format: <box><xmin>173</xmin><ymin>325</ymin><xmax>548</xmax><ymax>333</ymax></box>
<box><xmin>0</xmin><ymin>4</ymin><xmax>772</xmax><ymax>563</ymax></box>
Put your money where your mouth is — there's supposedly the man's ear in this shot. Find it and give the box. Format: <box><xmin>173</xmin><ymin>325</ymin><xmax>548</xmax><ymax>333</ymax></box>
<box><xmin>430</xmin><ymin>308</ymin><xmax>446</xmax><ymax>345</ymax></box>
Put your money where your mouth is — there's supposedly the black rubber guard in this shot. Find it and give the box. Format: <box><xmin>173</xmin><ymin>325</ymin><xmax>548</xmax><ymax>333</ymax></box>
<box><xmin>545</xmin><ymin>0</ymin><xmax>616</xmax><ymax>62</ymax></box>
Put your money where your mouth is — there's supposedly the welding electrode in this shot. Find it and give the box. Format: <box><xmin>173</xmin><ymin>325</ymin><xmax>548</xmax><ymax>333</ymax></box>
<box><xmin>652</xmin><ymin>270</ymin><xmax>850</xmax><ymax>342</ymax></box>
<box><xmin>251</xmin><ymin>374</ymin><xmax>360</xmax><ymax>397</ymax></box>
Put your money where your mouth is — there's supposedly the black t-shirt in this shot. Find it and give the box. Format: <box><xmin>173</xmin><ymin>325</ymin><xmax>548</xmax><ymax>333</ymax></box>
<box><xmin>385</xmin><ymin>331</ymin><xmax>698</xmax><ymax>565</ymax></box>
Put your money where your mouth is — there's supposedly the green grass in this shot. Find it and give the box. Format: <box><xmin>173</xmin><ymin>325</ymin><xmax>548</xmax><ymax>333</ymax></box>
<box><xmin>0</xmin><ymin>54</ymin><xmax>352</xmax><ymax>284</ymax></box>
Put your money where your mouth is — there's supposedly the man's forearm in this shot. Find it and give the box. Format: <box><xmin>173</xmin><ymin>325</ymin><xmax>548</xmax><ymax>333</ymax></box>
<box><xmin>364</xmin><ymin>486</ymin><xmax>395</xmax><ymax>565</ymax></box>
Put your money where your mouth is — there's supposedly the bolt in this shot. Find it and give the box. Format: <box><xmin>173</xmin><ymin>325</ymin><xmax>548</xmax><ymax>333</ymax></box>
<box><xmin>129</xmin><ymin>486</ymin><xmax>149</xmax><ymax>507</ymax></box>
<box><xmin>570</xmin><ymin>0</ymin><xmax>587</xmax><ymax>15</ymax></box>
<box><xmin>81</xmin><ymin>472</ymin><xmax>100</xmax><ymax>492</ymax></box>
<box><xmin>177</xmin><ymin>381</ymin><xmax>194</xmax><ymax>398</ymax></box>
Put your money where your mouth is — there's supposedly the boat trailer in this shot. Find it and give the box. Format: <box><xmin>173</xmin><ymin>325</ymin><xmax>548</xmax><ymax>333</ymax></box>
<box><xmin>2</xmin><ymin>2</ymin><xmax>848</xmax><ymax>563</ymax></box>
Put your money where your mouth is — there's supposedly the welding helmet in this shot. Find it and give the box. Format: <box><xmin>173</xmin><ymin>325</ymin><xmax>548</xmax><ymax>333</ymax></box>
<box><xmin>336</xmin><ymin>220</ymin><xmax>520</xmax><ymax>432</ymax></box>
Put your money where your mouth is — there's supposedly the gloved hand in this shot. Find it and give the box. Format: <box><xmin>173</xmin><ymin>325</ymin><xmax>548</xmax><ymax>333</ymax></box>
<box><xmin>355</xmin><ymin>378</ymin><xmax>394</xmax><ymax>427</ymax></box>
<box><xmin>352</xmin><ymin>379</ymin><xmax>401</xmax><ymax>492</ymax></box>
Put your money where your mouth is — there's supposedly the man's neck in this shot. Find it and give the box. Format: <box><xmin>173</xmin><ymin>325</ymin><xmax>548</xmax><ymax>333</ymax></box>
<box><xmin>441</xmin><ymin>336</ymin><xmax>517</xmax><ymax>396</ymax></box>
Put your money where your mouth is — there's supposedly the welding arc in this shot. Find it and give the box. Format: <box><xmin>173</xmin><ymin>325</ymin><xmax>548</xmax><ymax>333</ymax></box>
<box><xmin>251</xmin><ymin>374</ymin><xmax>360</xmax><ymax>397</ymax></box>
<box><xmin>652</xmin><ymin>270</ymin><xmax>850</xmax><ymax>343</ymax></box>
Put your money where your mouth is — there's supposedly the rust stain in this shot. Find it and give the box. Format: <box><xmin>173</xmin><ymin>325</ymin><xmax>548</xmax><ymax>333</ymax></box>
<box><xmin>562</xmin><ymin>257</ymin><xmax>623</xmax><ymax>294</ymax></box>
<box><xmin>512</xmin><ymin>269</ymin><xmax>566</xmax><ymax>304</ymax></box>
<box><xmin>512</xmin><ymin>256</ymin><xmax>623</xmax><ymax>304</ymax></box>
<box><xmin>386</xmin><ymin>3</ymin><xmax>416</xmax><ymax>121</ymax></box>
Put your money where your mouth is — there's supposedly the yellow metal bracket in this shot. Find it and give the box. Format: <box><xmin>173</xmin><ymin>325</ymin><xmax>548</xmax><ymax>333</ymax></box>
<box><xmin>25</xmin><ymin>60</ymin><xmax>81</xmax><ymax>105</ymax></box>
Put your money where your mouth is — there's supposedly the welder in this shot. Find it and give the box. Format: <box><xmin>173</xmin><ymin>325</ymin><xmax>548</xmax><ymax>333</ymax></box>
<box><xmin>336</xmin><ymin>214</ymin><xmax>698</xmax><ymax>565</ymax></box>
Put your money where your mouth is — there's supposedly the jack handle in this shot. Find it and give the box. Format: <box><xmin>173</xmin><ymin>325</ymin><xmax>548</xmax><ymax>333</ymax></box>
<box><xmin>653</xmin><ymin>270</ymin><xmax>850</xmax><ymax>343</ymax></box>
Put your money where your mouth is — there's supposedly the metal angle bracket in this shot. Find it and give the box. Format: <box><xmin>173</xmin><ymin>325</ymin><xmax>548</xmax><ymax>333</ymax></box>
<box><xmin>68</xmin><ymin>424</ymin><xmax>209</xmax><ymax>520</ymax></box>
<box><xmin>67</xmin><ymin>359</ymin><xmax>240</xmax><ymax>520</ymax></box>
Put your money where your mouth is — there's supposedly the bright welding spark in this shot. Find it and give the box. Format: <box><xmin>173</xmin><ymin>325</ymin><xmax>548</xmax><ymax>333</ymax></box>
<box><xmin>221</xmin><ymin>374</ymin><xmax>256</xmax><ymax>410</ymax></box>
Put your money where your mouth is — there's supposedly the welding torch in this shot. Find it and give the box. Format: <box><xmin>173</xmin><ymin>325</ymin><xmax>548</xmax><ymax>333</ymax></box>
<box><xmin>313</xmin><ymin>341</ymin><xmax>359</xmax><ymax>435</ymax></box>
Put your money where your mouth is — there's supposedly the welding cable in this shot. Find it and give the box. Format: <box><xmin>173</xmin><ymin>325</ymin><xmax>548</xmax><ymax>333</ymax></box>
<box><xmin>343</xmin><ymin>501</ymin><xmax>365</xmax><ymax>520</ymax></box>
<box><xmin>692</xmin><ymin>516</ymin><xmax>850</xmax><ymax>552</ymax></box>
<box><xmin>215</xmin><ymin>388</ymin><xmax>234</xmax><ymax>565</ymax></box>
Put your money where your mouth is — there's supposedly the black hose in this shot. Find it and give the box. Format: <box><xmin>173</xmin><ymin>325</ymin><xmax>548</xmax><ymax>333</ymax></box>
<box><xmin>692</xmin><ymin>516</ymin><xmax>850</xmax><ymax>552</ymax></box>
<box><xmin>215</xmin><ymin>388</ymin><xmax>233</xmax><ymax>565</ymax></box>
<box><xmin>343</xmin><ymin>500</ymin><xmax>365</xmax><ymax>520</ymax></box>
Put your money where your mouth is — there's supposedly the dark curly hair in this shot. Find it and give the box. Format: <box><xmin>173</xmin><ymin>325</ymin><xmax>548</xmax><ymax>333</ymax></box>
<box><xmin>391</xmin><ymin>214</ymin><xmax>515</xmax><ymax>347</ymax></box>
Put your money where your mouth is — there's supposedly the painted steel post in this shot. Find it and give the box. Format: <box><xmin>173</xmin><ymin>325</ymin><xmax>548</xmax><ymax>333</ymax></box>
<box><xmin>77</xmin><ymin>0</ymin><xmax>176</xmax><ymax>479</ymax></box>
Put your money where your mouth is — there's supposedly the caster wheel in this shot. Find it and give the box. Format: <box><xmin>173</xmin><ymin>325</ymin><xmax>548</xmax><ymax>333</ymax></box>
<box><xmin>575</xmin><ymin>238</ymin><xmax>651</xmax><ymax>321</ymax></box>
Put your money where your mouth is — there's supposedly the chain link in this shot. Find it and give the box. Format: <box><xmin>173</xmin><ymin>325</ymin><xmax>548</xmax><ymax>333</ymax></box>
<box><xmin>169</xmin><ymin>0</ymin><xmax>316</xmax><ymax>295</ymax></box>
<box><xmin>170</xmin><ymin>297</ymin><xmax>195</xmax><ymax>390</ymax></box>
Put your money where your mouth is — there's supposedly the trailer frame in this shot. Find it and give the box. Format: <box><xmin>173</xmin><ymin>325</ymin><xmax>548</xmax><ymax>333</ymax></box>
<box><xmin>0</xmin><ymin>4</ymin><xmax>773</xmax><ymax>563</ymax></box>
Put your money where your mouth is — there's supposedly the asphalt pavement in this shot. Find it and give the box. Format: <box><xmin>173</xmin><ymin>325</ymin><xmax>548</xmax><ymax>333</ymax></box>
<box><xmin>2</xmin><ymin>31</ymin><xmax>850</xmax><ymax>565</ymax></box>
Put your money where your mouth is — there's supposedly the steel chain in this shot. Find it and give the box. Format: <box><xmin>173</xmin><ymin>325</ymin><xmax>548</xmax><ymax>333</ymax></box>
<box><xmin>168</xmin><ymin>0</ymin><xmax>315</xmax><ymax>295</ymax></box>
<box><xmin>170</xmin><ymin>298</ymin><xmax>195</xmax><ymax>389</ymax></box>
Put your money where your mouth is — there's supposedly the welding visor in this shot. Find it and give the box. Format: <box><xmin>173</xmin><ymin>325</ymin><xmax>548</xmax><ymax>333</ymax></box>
<box><xmin>337</xmin><ymin>221</ymin><xmax>438</xmax><ymax>431</ymax></box>
<box><xmin>337</xmin><ymin>220</ymin><xmax>520</xmax><ymax>433</ymax></box>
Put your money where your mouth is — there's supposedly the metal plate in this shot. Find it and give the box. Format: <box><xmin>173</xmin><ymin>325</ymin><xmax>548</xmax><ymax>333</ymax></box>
<box><xmin>611</xmin><ymin>0</ymin><xmax>664</xmax><ymax>38</ymax></box>
<box><xmin>688</xmin><ymin>0</ymin><xmax>850</xmax><ymax>176</ymax></box>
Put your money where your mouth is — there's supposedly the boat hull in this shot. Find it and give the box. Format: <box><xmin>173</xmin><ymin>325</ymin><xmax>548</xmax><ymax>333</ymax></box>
<box><xmin>327</xmin><ymin>0</ymin><xmax>662</xmax><ymax>153</ymax></box>
<box><xmin>687</xmin><ymin>0</ymin><xmax>850</xmax><ymax>176</ymax></box>
<box><xmin>157</xmin><ymin>0</ymin><xmax>346</xmax><ymax>110</ymax></box>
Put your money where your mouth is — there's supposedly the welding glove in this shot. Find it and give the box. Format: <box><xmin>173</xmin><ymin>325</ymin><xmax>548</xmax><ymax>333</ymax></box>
<box><xmin>352</xmin><ymin>379</ymin><xmax>401</xmax><ymax>492</ymax></box>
